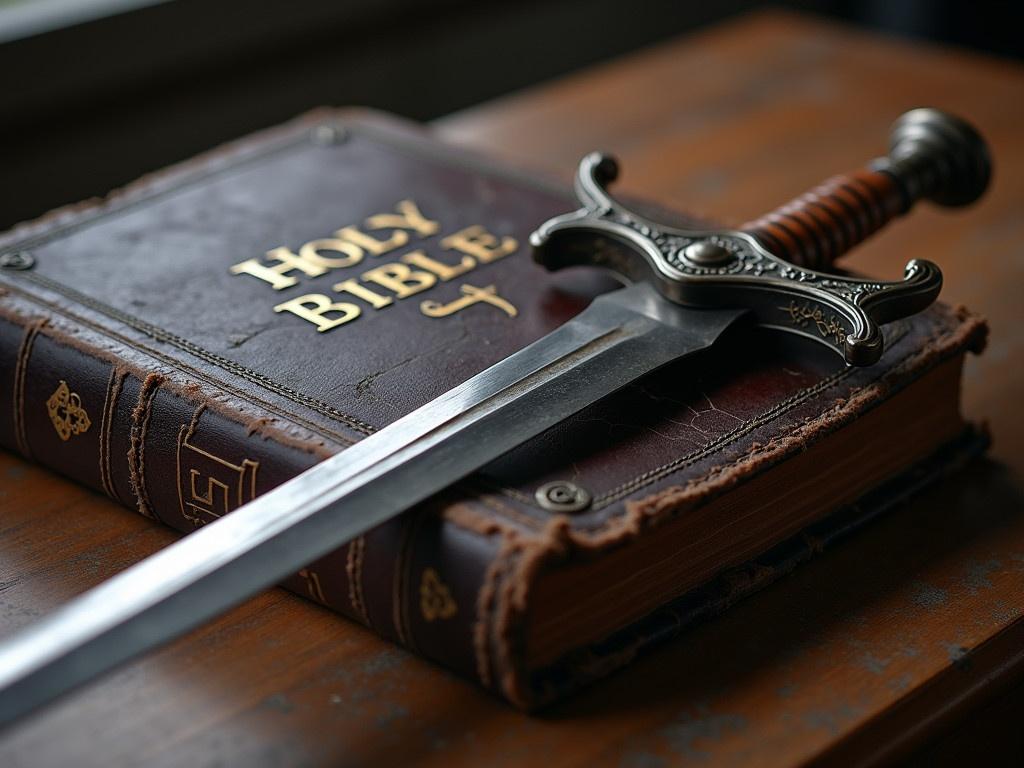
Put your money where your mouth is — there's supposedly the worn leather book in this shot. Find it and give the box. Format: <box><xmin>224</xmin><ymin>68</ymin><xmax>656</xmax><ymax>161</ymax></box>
<box><xmin>0</xmin><ymin>109</ymin><xmax>988</xmax><ymax>708</ymax></box>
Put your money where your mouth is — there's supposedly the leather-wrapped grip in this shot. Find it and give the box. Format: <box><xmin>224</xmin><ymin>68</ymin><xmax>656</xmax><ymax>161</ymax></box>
<box><xmin>742</xmin><ymin>108</ymin><xmax>991</xmax><ymax>269</ymax></box>
<box><xmin>741</xmin><ymin>169</ymin><xmax>904</xmax><ymax>270</ymax></box>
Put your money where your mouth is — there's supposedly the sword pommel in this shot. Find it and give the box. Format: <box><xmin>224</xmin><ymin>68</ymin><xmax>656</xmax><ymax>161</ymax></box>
<box><xmin>742</xmin><ymin>108</ymin><xmax>991</xmax><ymax>271</ymax></box>
<box><xmin>886</xmin><ymin>108</ymin><xmax>990</xmax><ymax>208</ymax></box>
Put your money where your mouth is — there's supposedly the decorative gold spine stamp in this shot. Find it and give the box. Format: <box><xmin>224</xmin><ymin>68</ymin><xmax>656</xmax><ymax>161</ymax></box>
<box><xmin>46</xmin><ymin>380</ymin><xmax>92</xmax><ymax>441</ymax></box>
<box><xmin>419</xmin><ymin>567</ymin><xmax>458</xmax><ymax>621</ymax></box>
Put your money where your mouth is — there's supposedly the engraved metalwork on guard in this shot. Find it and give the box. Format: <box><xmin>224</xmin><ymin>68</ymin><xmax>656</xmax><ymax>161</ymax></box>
<box><xmin>532</xmin><ymin>109</ymin><xmax>990</xmax><ymax>366</ymax></box>
<box><xmin>0</xmin><ymin>108</ymin><xmax>991</xmax><ymax>727</ymax></box>
<box><xmin>531</xmin><ymin>156</ymin><xmax>932</xmax><ymax>366</ymax></box>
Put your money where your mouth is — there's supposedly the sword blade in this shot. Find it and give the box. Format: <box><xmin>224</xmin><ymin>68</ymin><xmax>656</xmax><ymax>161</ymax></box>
<box><xmin>0</xmin><ymin>284</ymin><xmax>744</xmax><ymax>727</ymax></box>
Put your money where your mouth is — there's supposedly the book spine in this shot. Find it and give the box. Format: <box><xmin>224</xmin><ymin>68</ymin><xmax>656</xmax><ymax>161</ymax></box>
<box><xmin>0</xmin><ymin>289</ymin><xmax>499</xmax><ymax>689</ymax></box>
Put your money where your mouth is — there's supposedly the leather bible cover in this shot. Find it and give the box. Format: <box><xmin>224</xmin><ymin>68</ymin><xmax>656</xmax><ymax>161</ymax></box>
<box><xmin>0</xmin><ymin>109</ymin><xmax>988</xmax><ymax>708</ymax></box>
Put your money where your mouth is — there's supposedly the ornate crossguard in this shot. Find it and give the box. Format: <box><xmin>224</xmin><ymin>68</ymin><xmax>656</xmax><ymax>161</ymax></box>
<box><xmin>531</xmin><ymin>108</ymin><xmax>990</xmax><ymax>365</ymax></box>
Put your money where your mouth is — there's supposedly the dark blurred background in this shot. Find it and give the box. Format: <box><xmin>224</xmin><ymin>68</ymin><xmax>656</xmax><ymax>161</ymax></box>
<box><xmin>1</xmin><ymin>0</ymin><xmax>1021</xmax><ymax>230</ymax></box>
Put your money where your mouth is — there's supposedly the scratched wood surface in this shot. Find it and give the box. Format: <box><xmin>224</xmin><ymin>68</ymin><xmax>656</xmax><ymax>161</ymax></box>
<box><xmin>2</xmin><ymin>11</ymin><xmax>1024</xmax><ymax>767</ymax></box>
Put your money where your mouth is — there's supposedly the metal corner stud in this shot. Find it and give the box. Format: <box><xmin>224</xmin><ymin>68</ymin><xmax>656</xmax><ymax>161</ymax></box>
<box><xmin>535</xmin><ymin>481</ymin><xmax>592</xmax><ymax>513</ymax></box>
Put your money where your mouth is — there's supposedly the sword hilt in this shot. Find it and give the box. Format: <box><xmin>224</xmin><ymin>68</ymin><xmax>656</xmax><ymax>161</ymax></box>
<box><xmin>530</xmin><ymin>108</ymin><xmax>991</xmax><ymax>367</ymax></box>
<box><xmin>742</xmin><ymin>109</ymin><xmax>990</xmax><ymax>270</ymax></box>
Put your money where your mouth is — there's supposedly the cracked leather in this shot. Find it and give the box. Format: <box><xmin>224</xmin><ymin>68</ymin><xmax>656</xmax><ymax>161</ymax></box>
<box><xmin>0</xmin><ymin>109</ymin><xmax>987</xmax><ymax>708</ymax></box>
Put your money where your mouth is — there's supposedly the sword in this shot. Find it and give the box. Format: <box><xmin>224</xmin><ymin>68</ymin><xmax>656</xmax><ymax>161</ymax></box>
<box><xmin>0</xmin><ymin>108</ymin><xmax>990</xmax><ymax>726</ymax></box>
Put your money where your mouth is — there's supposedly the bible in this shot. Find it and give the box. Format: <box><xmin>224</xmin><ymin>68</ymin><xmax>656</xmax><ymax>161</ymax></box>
<box><xmin>0</xmin><ymin>110</ymin><xmax>988</xmax><ymax>708</ymax></box>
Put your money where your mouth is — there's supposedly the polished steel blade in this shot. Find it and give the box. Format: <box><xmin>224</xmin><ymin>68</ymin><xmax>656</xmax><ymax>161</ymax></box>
<box><xmin>0</xmin><ymin>283</ymin><xmax>745</xmax><ymax>727</ymax></box>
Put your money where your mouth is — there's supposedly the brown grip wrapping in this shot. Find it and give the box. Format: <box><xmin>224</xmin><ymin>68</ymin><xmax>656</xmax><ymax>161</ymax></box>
<box><xmin>742</xmin><ymin>169</ymin><xmax>906</xmax><ymax>271</ymax></box>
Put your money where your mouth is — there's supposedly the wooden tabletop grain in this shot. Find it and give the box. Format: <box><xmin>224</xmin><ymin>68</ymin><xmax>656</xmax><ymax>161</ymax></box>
<box><xmin>2</xmin><ymin>11</ymin><xmax>1023</xmax><ymax>767</ymax></box>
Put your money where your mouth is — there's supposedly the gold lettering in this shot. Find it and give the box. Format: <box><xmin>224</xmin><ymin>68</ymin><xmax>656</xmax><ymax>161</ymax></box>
<box><xmin>440</xmin><ymin>225</ymin><xmax>517</xmax><ymax>264</ymax></box>
<box><xmin>401</xmin><ymin>249</ymin><xmax>475</xmax><ymax>281</ymax></box>
<box><xmin>421</xmin><ymin>284</ymin><xmax>518</xmax><ymax>318</ymax></box>
<box><xmin>332</xmin><ymin>278</ymin><xmax>393</xmax><ymax>309</ymax></box>
<box><xmin>361</xmin><ymin>263</ymin><xmax>436</xmax><ymax>298</ymax></box>
<box><xmin>336</xmin><ymin>226</ymin><xmax>408</xmax><ymax>256</ymax></box>
<box><xmin>230</xmin><ymin>245</ymin><xmax>355</xmax><ymax>291</ymax></box>
<box><xmin>366</xmin><ymin>200</ymin><xmax>439</xmax><ymax>237</ymax></box>
<box><xmin>176</xmin><ymin>428</ymin><xmax>259</xmax><ymax>528</ymax></box>
<box><xmin>298</xmin><ymin>239</ymin><xmax>364</xmax><ymax>268</ymax></box>
<box><xmin>189</xmin><ymin>470</ymin><xmax>231</xmax><ymax>517</ymax></box>
<box><xmin>273</xmin><ymin>294</ymin><xmax>361</xmax><ymax>332</ymax></box>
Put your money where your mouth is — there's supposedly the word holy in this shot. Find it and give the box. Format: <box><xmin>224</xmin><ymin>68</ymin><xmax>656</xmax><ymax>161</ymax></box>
<box><xmin>228</xmin><ymin>200</ymin><xmax>519</xmax><ymax>332</ymax></box>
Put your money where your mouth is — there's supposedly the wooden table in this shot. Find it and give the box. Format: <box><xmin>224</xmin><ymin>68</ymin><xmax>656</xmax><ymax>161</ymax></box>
<box><xmin>2</xmin><ymin>11</ymin><xmax>1023</xmax><ymax>766</ymax></box>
